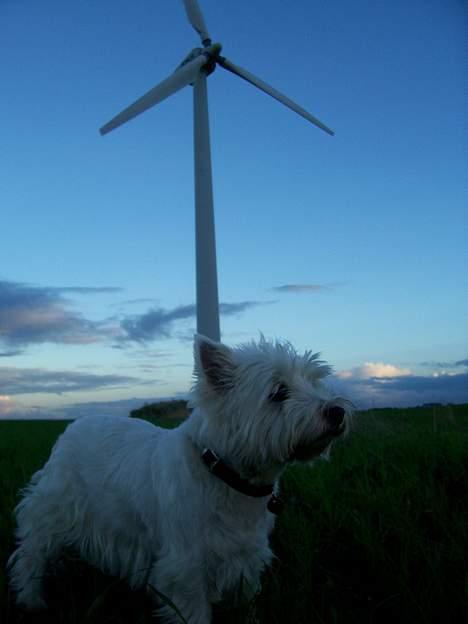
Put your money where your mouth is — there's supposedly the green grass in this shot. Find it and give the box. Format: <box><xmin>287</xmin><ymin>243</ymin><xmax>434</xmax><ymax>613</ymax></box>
<box><xmin>1</xmin><ymin>404</ymin><xmax>467</xmax><ymax>623</ymax></box>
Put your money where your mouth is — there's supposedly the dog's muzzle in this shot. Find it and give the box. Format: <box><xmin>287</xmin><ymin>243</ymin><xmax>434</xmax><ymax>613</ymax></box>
<box><xmin>291</xmin><ymin>404</ymin><xmax>348</xmax><ymax>462</ymax></box>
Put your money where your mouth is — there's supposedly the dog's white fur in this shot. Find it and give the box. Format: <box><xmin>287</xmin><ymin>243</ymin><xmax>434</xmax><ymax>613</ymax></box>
<box><xmin>8</xmin><ymin>335</ymin><xmax>351</xmax><ymax>623</ymax></box>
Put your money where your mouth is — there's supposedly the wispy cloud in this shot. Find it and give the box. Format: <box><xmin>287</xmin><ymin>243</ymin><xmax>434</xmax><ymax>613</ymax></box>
<box><xmin>271</xmin><ymin>283</ymin><xmax>339</xmax><ymax>294</ymax></box>
<box><xmin>220</xmin><ymin>301</ymin><xmax>276</xmax><ymax>315</ymax></box>
<box><xmin>120</xmin><ymin>304</ymin><xmax>196</xmax><ymax>342</ymax></box>
<box><xmin>0</xmin><ymin>395</ymin><xmax>188</xmax><ymax>420</ymax></box>
<box><xmin>0</xmin><ymin>280</ymin><xmax>274</xmax><ymax>350</ymax></box>
<box><xmin>420</xmin><ymin>359</ymin><xmax>468</xmax><ymax>369</ymax></box>
<box><xmin>0</xmin><ymin>367</ymin><xmax>137</xmax><ymax>396</ymax></box>
<box><xmin>0</xmin><ymin>350</ymin><xmax>23</xmax><ymax>358</ymax></box>
<box><xmin>51</xmin><ymin>287</ymin><xmax>123</xmax><ymax>295</ymax></box>
<box><xmin>59</xmin><ymin>397</ymin><xmax>174</xmax><ymax>420</ymax></box>
<box><xmin>115</xmin><ymin>298</ymin><xmax>158</xmax><ymax>307</ymax></box>
<box><xmin>119</xmin><ymin>301</ymin><xmax>272</xmax><ymax>343</ymax></box>
<box><xmin>0</xmin><ymin>280</ymin><xmax>120</xmax><ymax>350</ymax></box>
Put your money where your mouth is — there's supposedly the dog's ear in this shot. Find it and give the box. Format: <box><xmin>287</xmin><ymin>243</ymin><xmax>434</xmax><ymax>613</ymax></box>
<box><xmin>194</xmin><ymin>334</ymin><xmax>234</xmax><ymax>392</ymax></box>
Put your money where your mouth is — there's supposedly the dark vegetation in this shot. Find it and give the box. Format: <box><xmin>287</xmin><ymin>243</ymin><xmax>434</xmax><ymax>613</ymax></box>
<box><xmin>130</xmin><ymin>400</ymin><xmax>189</xmax><ymax>423</ymax></box>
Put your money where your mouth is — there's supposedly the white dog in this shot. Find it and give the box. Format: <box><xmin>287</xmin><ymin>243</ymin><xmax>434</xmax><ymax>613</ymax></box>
<box><xmin>8</xmin><ymin>335</ymin><xmax>351</xmax><ymax>623</ymax></box>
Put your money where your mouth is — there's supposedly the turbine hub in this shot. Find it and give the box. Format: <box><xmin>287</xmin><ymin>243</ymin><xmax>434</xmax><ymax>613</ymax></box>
<box><xmin>176</xmin><ymin>43</ymin><xmax>222</xmax><ymax>77</ymax></box>
<box><xmin>201</xmin><ymin>42</ymin><xmax>222</xmax><ymax>76</ymax></box>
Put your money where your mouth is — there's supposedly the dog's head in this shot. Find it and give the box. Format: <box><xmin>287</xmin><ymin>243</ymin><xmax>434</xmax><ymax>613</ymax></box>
<box><xmin>191</xmin><ymin>335</ymin><xmax>352</xmax><ymax>474</ymax></box>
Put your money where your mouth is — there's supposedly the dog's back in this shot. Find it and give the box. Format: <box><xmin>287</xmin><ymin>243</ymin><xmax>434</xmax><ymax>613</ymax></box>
<box><xmin>8</xmin><ymin>416</ymin><xmax>168</xmax><ymax>607</ymax></box>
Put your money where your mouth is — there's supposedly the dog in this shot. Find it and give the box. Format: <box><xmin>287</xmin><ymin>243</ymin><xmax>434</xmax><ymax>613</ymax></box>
<box><xmin>8</xmin><ymin>334</ymin><xmax>351</xmax><ymax>623</ymax></box>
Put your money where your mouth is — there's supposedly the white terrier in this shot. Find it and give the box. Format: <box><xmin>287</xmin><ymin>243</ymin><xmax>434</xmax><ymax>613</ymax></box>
<box><xmin>8</xmin><ymin>335</ymin><xmax>351</xmax><ymax>623</ymax></box>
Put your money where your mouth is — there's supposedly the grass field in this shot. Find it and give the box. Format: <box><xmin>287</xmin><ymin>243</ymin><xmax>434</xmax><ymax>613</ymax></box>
<box><xmin>1</xmin><ymin>403</ymin><xmax>467</xmax><ymax>623</ymax></box>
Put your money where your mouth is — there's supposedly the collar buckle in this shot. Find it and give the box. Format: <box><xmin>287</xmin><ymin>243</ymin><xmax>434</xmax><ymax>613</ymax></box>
<box><xmin>202</xmin><ymin>448</ymin><xmax>220</xmax><ymax>472</ymax></box>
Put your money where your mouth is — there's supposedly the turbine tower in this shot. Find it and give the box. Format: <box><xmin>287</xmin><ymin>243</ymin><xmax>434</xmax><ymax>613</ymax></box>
<box><xmin>100</xmin><ymin>0</ymin><xmax>334</xmax><ymax>342</ymax></box>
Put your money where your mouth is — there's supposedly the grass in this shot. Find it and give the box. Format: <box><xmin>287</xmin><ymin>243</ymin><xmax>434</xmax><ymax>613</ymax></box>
<box><xmin>1</xmin><ymin>403</ymin><xmax>467</xmax><ymax>623</ymax></box>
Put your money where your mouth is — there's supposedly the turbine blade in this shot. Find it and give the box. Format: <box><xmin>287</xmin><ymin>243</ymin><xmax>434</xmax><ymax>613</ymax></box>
<box><xmin>182</xmin><ymin>0</ymin><xmax>211</xmax><ymax>45</ymax></box>
<box><xmin>100</xmin><ymin>55</ymin><xmax>206</xmax><ymax>135</ymax></box>
<box><xmin>218</xmin><ymin>57</ymin><xmax>334</xmax><ymax>136</ymax></box>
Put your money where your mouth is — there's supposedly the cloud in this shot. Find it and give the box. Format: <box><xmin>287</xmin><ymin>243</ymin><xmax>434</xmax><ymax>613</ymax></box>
<box><xmin>119</xmin><ymin>301</ymin><xmax>271</xmax><ymax>343</ymax></box>
<box><xmin>0</xmin><ymin>395</ymin><xmax>52</xmax><ymax>419</ymax></box>
<box><xmin>0</xmin><ymin>279</ymin><xmax>119</xmax><ymax>350</ymax></box>
<box><xmin>0</xmin><ymin>395</ymin><xmax>14</xmax><ymax>417</ymax></box>
<box><xmin>373</xmin><ymin>373</ymin><xmax>468</xmax><ymax>393</ymax></box>
<box><xmin>115</xmin><ymin>298</ymin><xmax>158</xmax><ymax>306</ymax></box>
<box><xmin>337</xmin><ymin>362</ymin><xmax>411</xmax><ymax>379</ymax></box>
<box><xmin>219</xmin><ymin>301</ymin><xmax>276</xmax><ymax>315</ymax></box>
<box><xmin>331</xmin><ymin>362</ymin><xmax>468</xmax><ymax>408</ymax></box>
<box><xmin>420</xmin><ymin>359</ymin><xmax>468</xmax><ymax>369</ymax></box>
<box><xmin>0</xmin><ymin>367</ymin><xmax>137</xmax><ymax>396</ymax></box>
<box><xmin>0</xmin><ymin>350</ymin><xmax>23</xmax><ymax>358</ymax></box>
<box><xmin>59</xmin><ymin>397</ymin><xmax>174</xmax><ymax>420</ymax></box>
<box><xmin>0</xmin><ymin>394</ymin><xmax>189</xmax><ymax>420</ymax></box>
<box><xmin>1</xmin><ymin>280</ymin><xmax>275</xmax><ymax>349</ymax></box>
<box><xmin>120</xmin><ymin>304</ymin><xmax>196</xmax><ymax>342</ymax></box>
<box><xmin>51</xmin><ymin>287</ymin><xmax>123</xmax><ymax>295</ymax></box>
<box><xmin>271</xmin><ymin>283</ymin><xmax>333</xmax><ymax>294</ymax></box>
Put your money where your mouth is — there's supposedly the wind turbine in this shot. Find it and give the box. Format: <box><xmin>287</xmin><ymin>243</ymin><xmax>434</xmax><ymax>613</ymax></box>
<box><xmin>100</xmin><ymin>0</ymin><xmax>334</xmax><ymax>342</ymax></box>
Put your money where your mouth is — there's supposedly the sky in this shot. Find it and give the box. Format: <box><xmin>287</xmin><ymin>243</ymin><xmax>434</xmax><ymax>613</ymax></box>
<box><xmin>1</xmin><ymin>0</ymin><xmax>467</xmax><ymax>418</ymax></box>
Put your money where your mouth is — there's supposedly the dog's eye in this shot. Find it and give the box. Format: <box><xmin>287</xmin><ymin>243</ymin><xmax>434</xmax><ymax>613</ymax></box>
<box><xmin>270</xmin><ymin>383</ymin><xmax>290</xmax><ymax>403</ymax></box>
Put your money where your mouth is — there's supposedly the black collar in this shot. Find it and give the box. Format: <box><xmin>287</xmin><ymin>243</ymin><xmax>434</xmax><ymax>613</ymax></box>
<box><xmin>201</xmin><ymin>448</ymin><xmax>283</xmax><ymax>515</ymax></box>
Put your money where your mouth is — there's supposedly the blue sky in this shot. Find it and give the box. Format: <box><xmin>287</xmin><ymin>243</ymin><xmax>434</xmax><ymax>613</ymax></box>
<box><xmin>1</xmin><ymin>0</ymin><xmax>466</xmax><ymax>418</ymax></box>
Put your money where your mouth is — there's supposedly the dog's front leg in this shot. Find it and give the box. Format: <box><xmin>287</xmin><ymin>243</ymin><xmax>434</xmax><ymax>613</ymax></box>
<box><xmin>147</xmin><ymin>560</ymin><xmax>212</xmax><ymax>624</ymax></box>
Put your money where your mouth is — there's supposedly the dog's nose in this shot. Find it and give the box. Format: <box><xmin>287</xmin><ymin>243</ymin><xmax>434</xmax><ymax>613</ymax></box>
<box><xmin>324</xmin><ymin>405</ymin><xmax>345</xmax><ymax>429</ymax></box>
